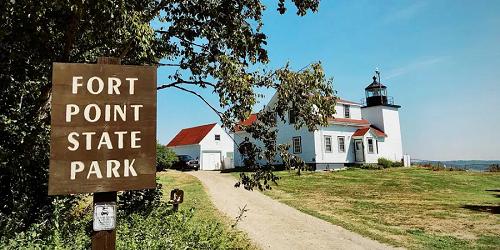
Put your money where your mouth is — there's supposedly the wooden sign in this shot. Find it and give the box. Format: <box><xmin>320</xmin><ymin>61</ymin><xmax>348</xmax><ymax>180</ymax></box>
<box><xmin>49</xmin><ymin>63</ymin><xmax>157</xmax><ymax>195</ymax></box>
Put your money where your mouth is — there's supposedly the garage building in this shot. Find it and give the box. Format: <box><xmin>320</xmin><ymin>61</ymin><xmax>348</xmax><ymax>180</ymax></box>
<box><xmin>167</xmin><ymin>123</ymin><xmax>234</xmax><ymax>170</ymax></box>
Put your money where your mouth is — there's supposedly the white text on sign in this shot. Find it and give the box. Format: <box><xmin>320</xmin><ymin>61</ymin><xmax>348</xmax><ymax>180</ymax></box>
<box><xmin>67</xmin><ymin>76</ymin><xmax>144</xmax><ymax>180</ymax></box>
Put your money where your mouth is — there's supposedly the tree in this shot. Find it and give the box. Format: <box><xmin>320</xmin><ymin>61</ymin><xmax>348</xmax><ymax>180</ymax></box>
<box><xmin>0</xmin><ymin>0</ymin><xmax>336</xmax><ymax>235</ymax></box>
<box><xmin>156</xmin><ymin>143</ymin><xmax>177</xmax><ymax>171</ymax></box>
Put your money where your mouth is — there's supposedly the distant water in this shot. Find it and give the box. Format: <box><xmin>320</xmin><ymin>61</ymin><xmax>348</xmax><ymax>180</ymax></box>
<box><xmin>413</xmin><ymin>160</ymin><xmax>500</xmax><ymax>172</ymax></box>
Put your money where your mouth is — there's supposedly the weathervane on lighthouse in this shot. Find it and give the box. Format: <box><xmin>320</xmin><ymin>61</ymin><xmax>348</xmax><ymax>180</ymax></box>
<box><xmin>375</xmin><ymin>68</ymin><xmax>382</xmax><ymax>103</ymax></box>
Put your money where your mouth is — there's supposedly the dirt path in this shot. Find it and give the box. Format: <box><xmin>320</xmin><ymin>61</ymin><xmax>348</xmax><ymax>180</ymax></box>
<box><xmin>189</xmin><ymin>171</ymin><xmax>398</xmax><ymax>250</ymax></box>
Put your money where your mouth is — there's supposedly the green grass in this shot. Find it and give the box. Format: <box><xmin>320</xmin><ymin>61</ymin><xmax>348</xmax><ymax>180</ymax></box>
<box><xmin>157</xmin><ymin>171</ymin><xmax>256</xmax><ymax>249</ymax></box>
<box><xmin>3</xmin><ymin>171</ymin><xmax>256</xmax><ymax>249</ymax></box>
<box><xmin>251</xmin><ymin>167</ymin><xmax>499</xmax><ymax>249</ymax></box>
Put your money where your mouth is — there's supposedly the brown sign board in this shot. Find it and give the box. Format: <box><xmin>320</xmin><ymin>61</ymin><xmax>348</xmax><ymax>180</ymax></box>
<box><xmin>49</xmin><ymin>63</ymin><xmax>157</xmax><ymax>195</ymax></box>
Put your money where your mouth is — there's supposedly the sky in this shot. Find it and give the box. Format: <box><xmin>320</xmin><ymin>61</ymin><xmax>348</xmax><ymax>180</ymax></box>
<box><xmin>156</xmin><ymin>0</ymin><xmax>500</xmax><ymax>161</ymax></box>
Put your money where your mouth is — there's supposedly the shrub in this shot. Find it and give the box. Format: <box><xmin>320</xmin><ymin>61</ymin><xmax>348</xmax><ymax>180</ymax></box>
<box><xmin>487</xmin><ymin>164</ymin><xmax>500</xmax><ymax>172</ymax></box>
<box><xmin>392</xmin><ymin>161</ymin><xmax>404</xmax><ymax>168</ymax></box>
<box><xmin>117</xmin><ymin>205</ymin><xmax>242</xmax><ymax>249</ymax></box>
<box><xmin>377</xmin><ymin>158</ymin><xmax>393</xmax><ymax>168</ymax></box>
<box><xmin>2</xmin><ymin>201</ymin><xmax>246</xmax><ymax>249</ymax></box>
<box><xmin>157</xmin><ymin>143</ymin><xmax>177</xmax><ymax>171</ymax></box>
<box><xmin>446</xmin><ymin>166</ymin><xmax>466</xmax><ymax>171</ymax></box>
<box><xmin>0</xmin><ymin>108</ymin><xmax>81</xmax><ymax>239</ymax></box>
<box><xmin>1</xmin><ymin>198</ymin><xmax>92</xmax><ymax>249</ymax></box>
<box><xmin>360</xmin><ymin>164</ymin><xmax>383</xmax><ymax>170</ymax></box>
<box><xmin>118</xmin><ymin>182</ymin><xmax>164</xmax><ymax>216</ymax></box>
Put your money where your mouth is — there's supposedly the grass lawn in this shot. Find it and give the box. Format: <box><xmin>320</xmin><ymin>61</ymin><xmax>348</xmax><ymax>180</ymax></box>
<box><xmin>157</xmin><ymin>171</ymin><xmax>256</xmax><ymax>249</ymax></box>
<box><xmin>256</xmin><ymin>167</ymin><xmax>499</xmax><ymax>249</ymax></box>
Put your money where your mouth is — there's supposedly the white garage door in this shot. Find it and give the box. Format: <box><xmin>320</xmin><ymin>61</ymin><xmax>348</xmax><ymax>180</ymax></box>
<box><xmin>202</xmin><ymin>152</ymin><xmax>222</xmax><ymax>170</ymax></box>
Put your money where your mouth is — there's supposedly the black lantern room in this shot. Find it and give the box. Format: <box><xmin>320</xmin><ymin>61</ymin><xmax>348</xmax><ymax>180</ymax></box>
<box><xmin>365</xmin><ymin>74</ymin><xmax>389</xmax><ymax>107</ymax></box>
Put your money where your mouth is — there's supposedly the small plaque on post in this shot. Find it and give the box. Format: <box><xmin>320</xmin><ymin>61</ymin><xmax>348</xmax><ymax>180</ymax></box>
<box><xmin>93</xmin><ymin>202</ymin><xmax>116</xmax><ymax>231</ymax></box>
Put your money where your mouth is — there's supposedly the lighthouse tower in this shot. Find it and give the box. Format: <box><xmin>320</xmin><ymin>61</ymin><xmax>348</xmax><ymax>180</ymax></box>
<box><xmin>361</xmin><ymin>71</ymin><xmax>403</xmax><ymax>162</ymax></box>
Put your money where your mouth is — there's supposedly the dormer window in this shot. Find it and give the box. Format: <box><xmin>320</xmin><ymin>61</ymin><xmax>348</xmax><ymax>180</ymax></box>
<box><xmin>215</xmin><ymin>134</ymin><xmax>220</xmax><ymax>141</ymax></box>
<box><xmin>344</xmin><ymin>105</ymin><xmax>350</xmax><ymax>118</ymax></box>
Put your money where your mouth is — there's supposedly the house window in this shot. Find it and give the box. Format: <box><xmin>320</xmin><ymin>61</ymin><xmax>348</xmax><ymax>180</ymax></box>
<box><xmin>324</xmin><ymin>136</ymin><xmax>332</xmax><ymax>153</ymax></box>
<box><xmin>367</xmin><ymin>138</ymin><xmax>374</xmax><ymax>153</ymax></box>
<box><xmin>215</xmin><ymin>134</ymin><xmax>221</xmax><ymax>141</ymax></box>
<box><xmin>338</xmin><ymin>136</ymin><xmax>345</xmax><ymax>153</ymax></box>
<box><xmin>292</xmin><ymin>136</ymin><xmax>302</xmax><ymax>154</ymax></box>
<box><xmin>344</xmin><ymin>105</ymin><xmax>350</xmax><ymax>118</ymax></box>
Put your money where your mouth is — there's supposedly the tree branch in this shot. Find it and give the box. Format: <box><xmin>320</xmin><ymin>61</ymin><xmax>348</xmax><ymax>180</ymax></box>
<box><xmin>159</xmin><ymin>81</ymin><xmax>242</xmax><ymax>145</ymax></box>
<box><xmin>157</xmin><ymin>79</ymin><xmax>216</xmax><ymax>90</ymax></box>
<box><xmin>171</xmin><ymin>85</ymin><xmax>224</xmax><ymax>121</ymax></box>
<box><xmin>155</xmin><ymin>31</ymin><xmax>208</xmax><ymax>49</ymax></box>
<box><xmin>157</xmin><ymin>62</ymin><xmax>182</xmax><ymax>67</ymax></box>
<box><xmin>63</xmin><ymin>11</ymin><xmax>79</xmax><ymax>62</ymax></box>
<box><xmin>38</xmin><ymin>4</ymin><xmax>81</xmax><ymax>118</ymax></box>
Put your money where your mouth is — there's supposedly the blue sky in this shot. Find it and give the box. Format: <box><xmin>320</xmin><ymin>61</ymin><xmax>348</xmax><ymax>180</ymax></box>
<box><xmin>157</xmin><ymin>0</ymin><xmax>500</xmax><ymax>161</ymax></box>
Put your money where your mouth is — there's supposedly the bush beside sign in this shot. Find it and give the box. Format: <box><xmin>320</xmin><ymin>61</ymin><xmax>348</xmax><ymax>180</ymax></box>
<box><xmin>49</xmin><ymin>63</ymin><xmax>157</xmax><ymax>195</ymax></box>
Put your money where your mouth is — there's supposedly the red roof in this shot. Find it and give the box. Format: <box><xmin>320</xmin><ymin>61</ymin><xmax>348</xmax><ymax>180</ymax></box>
<box><xmin>353</xmin><ymin>127</ymin><xmax>370</xmax><ymax>136</ymax></box>
<box><xmin>234</xmin><ymin>114</ymin><xmax>258</xmax><ymax>132</ymax></box>
<box><xmin>328</xmin><ymin>118</ymin><xmax>370</xmax><ymax>126</ymax></box>
<box><xmin>353</xmin><ymin>126</ymin><xmax>387</xmax><ymax>137</ymax></box>
<box><xmin>370</xmin><ymin>125</ymin><xmax>387</xmax><ymax>137</ymax></box>
<box><xmin>167</xmin><ymin>123</ymin><xmax>216</xmax><ymax>147</ymax></box>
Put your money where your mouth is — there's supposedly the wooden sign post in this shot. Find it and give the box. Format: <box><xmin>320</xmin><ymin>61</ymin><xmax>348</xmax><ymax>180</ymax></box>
<box><xmin>92</xmin><ymin>57</ymin><xmax>119</xmax><ymax>250</ymax></box>
<box><xmin>49</xmin><ymin>57</ymin><xmax>157</xmax><ymax>249</ymax></box>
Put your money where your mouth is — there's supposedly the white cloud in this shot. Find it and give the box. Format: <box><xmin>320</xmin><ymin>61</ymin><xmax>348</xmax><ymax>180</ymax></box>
<box><xmin>384</xmin><ymin>56</ymin><xmax>447</xmax><ymax>80</ymax></box>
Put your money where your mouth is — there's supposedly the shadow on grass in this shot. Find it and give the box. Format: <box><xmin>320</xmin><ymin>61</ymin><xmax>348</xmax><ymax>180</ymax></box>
<box><xmin>220</xmin><ymin>167</ymin><xmax>256</xmax><ymax>173</ymax></box>
<box><xmin>220</xmin><ymin>165</ymin><xmax>289</xmax><ymax>173</ymax></box>
<box><xmin>461</xmin><ymin>204</ymin><xmax>499</xmax><ymax>214</ymax></box>
<box><xmin>485</xmin><ymin>189</ymin><xmax>500</xmax><ymax>198</ymax></box>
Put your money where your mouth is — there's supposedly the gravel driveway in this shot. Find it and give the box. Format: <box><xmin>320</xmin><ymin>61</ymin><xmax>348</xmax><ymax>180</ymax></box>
<box><xmin>189</xmin><ymin>171</ymin><xmax>398</xmax><ymax>250</ymax></box>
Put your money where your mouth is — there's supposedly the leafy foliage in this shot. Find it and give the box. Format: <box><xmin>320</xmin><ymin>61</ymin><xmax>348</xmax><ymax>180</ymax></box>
<box><xmin>118</xmin><ymin>182</ymin><xmax>163</xmax><ymax>216</ymax></box>
<box><xmin>1</xmin><ymin>0</ymin><xmax>165</xmax><ymax>236</ymax></box>
<box><xmin>156</xmin><ymin>143</ymin><xmax>177</xmax><ymax>171</ymax></box>
<box><xmin>1</xmin><ymin>0</ymin><xmax>332</xmax><ymax>236</ymax></box>
<box><xmin>377</xmin><ymin>158</ymin><xmax>395</xmax><ymax>168</ymax></box>
<box><xmin>116</xmin><ymin>144</ymin><xmax>173</xmax><ymax>217</ymax></box>
<box><xmin>377</xmin><ymin>158</ymin><xmax>403</xmax><ymax>168</ymax></box>
<box><xmin>234</xmin><ymin>64</ymin><xmax>337</xmax><ymax>189</ymax></box>
<box><xmin>118</xmin><ymin>206</ymin><xmax>243</xmax><ymax>249</ymax></box>
<box><xmin>1</xmin><ymin>198</ymin><xmax>92</xmax><ymax>249</ymax></box>
<box><xmin>355</xmin><ymin>158</ymin><xmax>404</xmax><ymax>170</ymax></box>
<box><xmin>2</xmin><ymin>202</ymin><xmax>246</xmax><ymax>250</ymax></box>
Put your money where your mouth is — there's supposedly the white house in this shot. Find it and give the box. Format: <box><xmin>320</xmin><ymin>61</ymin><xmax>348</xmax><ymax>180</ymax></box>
<box><xmin>234</xmin><ymin>72</ymin><xmax>405</xmax><ymax>170</ymax></box>
<box><xmin>167</xmin><ymin>123</ymin><xmax>234</xmax><ymax>170</ymax></box>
